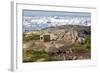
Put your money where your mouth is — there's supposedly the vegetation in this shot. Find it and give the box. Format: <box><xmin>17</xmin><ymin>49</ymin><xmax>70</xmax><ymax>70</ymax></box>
<box><xmin>73</xmin><ymin>36</ymin><xmax>91</xmax><ymax>53</ymax></box>
<box><xmin>23</xmin><ymin>33</ymin><xmax>40</xmax><ymax>42</ymax></box>
<box><xmin>23</xmin><ymin>25</ymin><xmax>91</xmax><ymax>62</ymax></box>
<box><xmin>23</xmin><ymin>49</ymin><xmax>61</xmax><ymax>62</ymax></box>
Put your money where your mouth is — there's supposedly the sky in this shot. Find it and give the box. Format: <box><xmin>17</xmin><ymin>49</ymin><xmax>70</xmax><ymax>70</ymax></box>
<box><xmin>22</xmin><ymin>10</ymin><xmax>91</xmax><ymax>32</ymax></box>
<box><xmin>23</xmin><ymin>10</ymin><xmax>91</xmax><ymax>17</ymax></box>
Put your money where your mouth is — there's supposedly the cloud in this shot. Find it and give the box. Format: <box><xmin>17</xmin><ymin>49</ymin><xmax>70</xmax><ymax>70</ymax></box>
<box><xmin>23</xmin><ymin>16</ymin><xmax>91</xmax><ymax>32</ymax></box>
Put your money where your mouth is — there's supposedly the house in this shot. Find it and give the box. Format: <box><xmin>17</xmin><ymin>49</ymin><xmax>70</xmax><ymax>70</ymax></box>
<box><xmin>40</xmin><ymin>33</ymin><xmax>50</xmax><ymax>42</ymax></box>
<box><xmin>40</xmin><ymin>32</ymin><xmax>57</xmax><ymax>42</ymax></box>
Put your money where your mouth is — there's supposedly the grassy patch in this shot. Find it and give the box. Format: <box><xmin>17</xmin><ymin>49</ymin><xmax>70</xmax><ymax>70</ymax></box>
<box><xmin>23</xmin><ymin>34</ymin><xmax>40</xmax><ymax>42</ymax></box>
<box><xmin>30</xmin><ymin>34</ymin><xmax>40</xmax><ymax>40</ymax></box>
<box><xmin>23</xmin><ymin>49</ymin><xmax>61</xmax><ymax>62</ymax></box>
<box><xmin>72</xmin><ymin>36</ymin><xmax>91</xmax><ymax>53</ymax></box>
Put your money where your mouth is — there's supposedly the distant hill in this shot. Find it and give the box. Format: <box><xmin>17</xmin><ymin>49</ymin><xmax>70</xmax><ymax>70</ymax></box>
<box><xmin>42</xmin><ymin>25</ymin><xmax>91</xmax><ymax>35</ymax></box>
